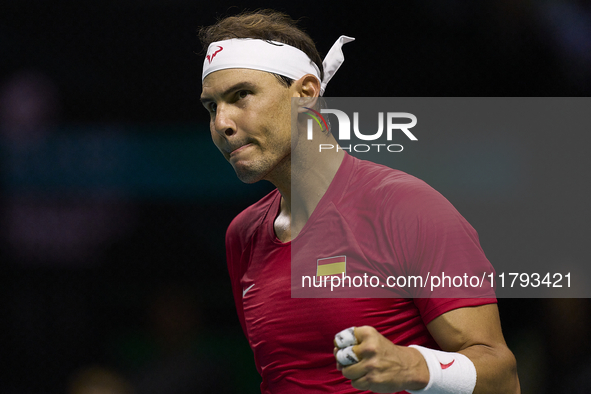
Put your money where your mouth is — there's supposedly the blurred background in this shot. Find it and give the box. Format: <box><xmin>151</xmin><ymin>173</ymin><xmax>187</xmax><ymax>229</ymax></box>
<box><xmin>1</xmin><ymin>0</ymin><xmax>590</xmax><ymax>393</ymax></box>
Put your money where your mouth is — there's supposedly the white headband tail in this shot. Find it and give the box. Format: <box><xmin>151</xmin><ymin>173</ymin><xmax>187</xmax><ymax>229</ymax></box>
<box><xmin>321</xmin><ymin>36</ymin><xmax>355</xmax><ymax>94</ymax></box>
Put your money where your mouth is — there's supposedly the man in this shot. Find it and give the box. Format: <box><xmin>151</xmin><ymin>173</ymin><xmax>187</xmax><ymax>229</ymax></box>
<box><xmin>199</xmin><ymin>9</ymin><xmax>519</xmax><ymax>394</ymax></box>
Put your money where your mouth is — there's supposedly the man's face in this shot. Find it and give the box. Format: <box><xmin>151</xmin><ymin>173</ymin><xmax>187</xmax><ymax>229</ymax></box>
<box><xmin>201</xmin><ymin>69</ymin><xmax>298</xmax><ymax>184</ymax></box>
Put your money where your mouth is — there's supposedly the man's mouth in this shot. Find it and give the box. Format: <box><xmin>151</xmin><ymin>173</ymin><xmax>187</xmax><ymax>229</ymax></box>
<box><xmin>229</xmin><ymin>143</ymin><xmax>253</xmax><ymax>156</ymax></box>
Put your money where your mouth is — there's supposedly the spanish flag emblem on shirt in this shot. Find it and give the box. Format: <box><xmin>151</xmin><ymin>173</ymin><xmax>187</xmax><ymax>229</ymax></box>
<box><xmin>316</xmin><ymin>255</ymin><xmax>347</xmax><ymax>277</ymax></box>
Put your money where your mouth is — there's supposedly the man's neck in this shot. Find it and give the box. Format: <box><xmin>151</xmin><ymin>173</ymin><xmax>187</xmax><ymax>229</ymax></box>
<box><xmin>271</xmin><ymin>133</ymin><xmax>345</xmax><ymax>242</ymax></box>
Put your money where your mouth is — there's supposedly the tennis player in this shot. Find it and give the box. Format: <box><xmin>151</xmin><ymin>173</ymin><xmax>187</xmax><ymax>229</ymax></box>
<box><xmin>199</xmin><ymin>9</ymin><xmax>519</xmax><ymax>394</ymax></box>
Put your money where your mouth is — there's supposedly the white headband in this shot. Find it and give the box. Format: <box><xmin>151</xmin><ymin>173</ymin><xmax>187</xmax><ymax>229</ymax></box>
<box><xmin>202</xmin><ymin>35</ymin><xmax>354</xmax><ymax>95</ymax></box>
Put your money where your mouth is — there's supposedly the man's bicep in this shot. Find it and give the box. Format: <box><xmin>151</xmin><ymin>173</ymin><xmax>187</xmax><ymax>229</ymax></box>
<box><xmin>426</xmin><ymin>304</ymin><xmax>507</xmax><ymax>352</ymax></box>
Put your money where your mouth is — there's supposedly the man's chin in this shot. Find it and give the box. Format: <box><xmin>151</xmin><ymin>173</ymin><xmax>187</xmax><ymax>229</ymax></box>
<box><xmin>233</xmin><ymin>167</ymin><xmax>265</xmax><ymax>184</ymax></box>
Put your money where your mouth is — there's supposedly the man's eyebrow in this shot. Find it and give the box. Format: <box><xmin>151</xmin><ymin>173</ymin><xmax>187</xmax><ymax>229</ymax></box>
<box><xmin>200</xmin><ymin>81</ymin><xmax>257</xmax><ymax>104</ymax></box>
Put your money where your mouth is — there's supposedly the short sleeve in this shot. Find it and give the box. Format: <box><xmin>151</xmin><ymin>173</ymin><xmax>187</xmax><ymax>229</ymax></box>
<box><xmin>386</xmin><ymin>179</ymin><xmax>496</xmax><ymax>323</ymax></box>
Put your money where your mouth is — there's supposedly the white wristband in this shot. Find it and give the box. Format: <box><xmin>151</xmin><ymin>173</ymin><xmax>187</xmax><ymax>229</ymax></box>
<box><xmin>407</xmin><ymin>345</ymin><xmax>477</xmax><ymax>394</ymax></box>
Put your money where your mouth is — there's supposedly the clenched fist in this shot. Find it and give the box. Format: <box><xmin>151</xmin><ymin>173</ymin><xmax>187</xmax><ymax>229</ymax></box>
<box><xmin>334</xmin><ymin>326</ymin><xmax>430</xmax><ymax>393</ymax></box>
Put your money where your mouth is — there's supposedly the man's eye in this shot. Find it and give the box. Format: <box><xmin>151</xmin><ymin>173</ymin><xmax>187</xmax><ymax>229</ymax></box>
<box><xmin>209</xmin><ymin>103</ymin><xmax>217</xmax><ymax>113</ymax></box>
<box><xmin>238</xmin><ymin>90</ymin><xmax>250</xmax><ymax>99</ymax></box>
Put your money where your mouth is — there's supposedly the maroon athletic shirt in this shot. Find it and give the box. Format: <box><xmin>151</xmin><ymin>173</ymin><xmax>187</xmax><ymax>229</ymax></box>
<box><xmin>226</xmin><ymin>153</ymin><xmax>496</xmax><ymax>393</ymax></box>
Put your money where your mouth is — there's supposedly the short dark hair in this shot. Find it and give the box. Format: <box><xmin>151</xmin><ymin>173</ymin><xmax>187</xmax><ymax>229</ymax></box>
<box><xmin>198</xmin><ymin>9</ymin><xmax>324</xmax><ymax>87</ymax></box>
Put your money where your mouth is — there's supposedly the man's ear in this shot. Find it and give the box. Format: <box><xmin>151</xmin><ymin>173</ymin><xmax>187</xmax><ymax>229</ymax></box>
<box><xmin>295</xmin><ymin>74</ymin><xmax>321</xmax><ymax>113</ymax></box>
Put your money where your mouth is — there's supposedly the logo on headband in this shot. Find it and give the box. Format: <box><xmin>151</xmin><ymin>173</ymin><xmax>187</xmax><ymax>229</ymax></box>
<box><xmin>206</xmin><ymin>46</ymin><xmax>224</xmax><ymax>64</ymax></box>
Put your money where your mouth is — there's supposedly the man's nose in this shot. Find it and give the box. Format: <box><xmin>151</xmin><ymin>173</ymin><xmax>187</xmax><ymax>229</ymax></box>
<box><xmin>213</xmin><ymin>104</ymin><xmax>236</xmax><ymax>137</ymax></box>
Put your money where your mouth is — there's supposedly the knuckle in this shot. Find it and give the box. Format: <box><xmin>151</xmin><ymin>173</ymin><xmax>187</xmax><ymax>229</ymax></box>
<box><xmin>363</xmin><ymin>359</ymin><xmax>377</xmax><ymax>372</ymax></box>
<box><xmin>355</xmin><ymin>325</ymin><xmax>378</xmax><ymax>342</ymax></box>
<box><xmin>362</xmin><ymin>342</ymin><xmax>378</xmax><ymax>355</ymax></box>
<box><xmin>360</xmin><ymin>325</ymin><xmax>377</xmax><ymax>334</ymax></box>
<box><xmin>357</xmin><ymin>325</ymin><xmax>371</xmax><ymax>334</ymax></box>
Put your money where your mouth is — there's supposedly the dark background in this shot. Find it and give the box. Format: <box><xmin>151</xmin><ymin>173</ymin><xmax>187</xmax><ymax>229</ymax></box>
<box><xmin>1</xmin><ymin>1</ymin><xmax>590</xmax><ymax>393</ymax></box>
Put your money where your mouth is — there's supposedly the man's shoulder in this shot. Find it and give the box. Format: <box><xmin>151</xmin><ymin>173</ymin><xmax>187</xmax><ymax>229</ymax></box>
<box><xmin>341</xmin><ymin>156</ymin><xmax>466</xmax><ymax>230</ymax></box>
<box><xmin>226</xmin><ymin>188</ymin><xmax>280</xmax><ymax>247</ymax></box>
<box><xmin>347</xmin><ymin>156</ymin><xmax>438</xmax><ymax>203</ymax></box>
